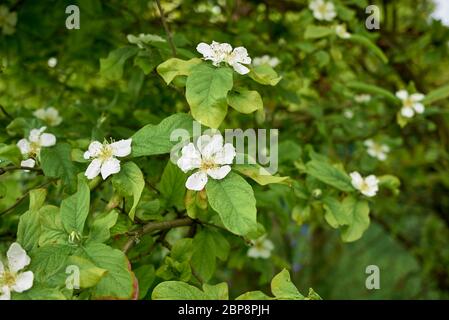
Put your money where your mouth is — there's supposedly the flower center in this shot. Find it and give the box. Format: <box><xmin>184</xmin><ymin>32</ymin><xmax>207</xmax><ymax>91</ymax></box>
<box><xmin>360</xmin><ymin>181</ymin><xmax>370</xmax><ymax>193</ymax></box>
<box><xmin>403</xmin><ymin>98</ymin><xmax>414</xmax><ymax>108</ymax></box>
<box><xmin>318</xmin><ymin>4</ymin><xmax>328</xmax><ymax>14</ymax></box>
<box><xmin>200</xmin><ymin>159</ymin><xmax>217</xmax><ymax>171</ymax></box>
<box><xmin>98</xmin><ymin>145</ymin><xmax>113</xmax><ymax>161</ymax></box>
<box><xmin>0</xmin><ymin>271</ymin><xmax>16</xmax><ymax>287</ymax></box>
<box><xmin>29</xmin><ymin>141</ymin><xmax>41</xmax><ymax>156</ymax></box>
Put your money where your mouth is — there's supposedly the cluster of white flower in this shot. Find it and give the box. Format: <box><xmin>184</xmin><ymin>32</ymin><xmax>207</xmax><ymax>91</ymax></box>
<box><xmin>84</xmin><ymin>139</ymin><xmax>132</xmax><ymax>180</ymax></box>
<box><xmin>196</xmin><ymin>41</ymin><xmax>252</xmax><ymax>75</ymax></box>
<box><xmin>0</xmin><ymin>5</ymin><xmax>17</xmax><ymax>35</ymax></box>
<box><xmin>33</xmin><ymin>107</ymin><xmax>62</xmax><ymax>126</ymax></box>
<box><xmin>364</xmin><ymin>139</ymin><xmax>390</xmax><ymax>161</ymax></box>
<box><xmin>17</xmin><ymin>127</ymin><xmax>56</xmax><ymax>169</ymax></box>
<box><xmin>247</xmin><ymin>236</ymin><xmax>274</xmax><ymax>259</ymax></box>
<box><xmin>0</xmin><ymin>243</ymin><xmax>34</xmax><ymax>300</ymax></box>
<box><xmin>350</xmin><ymin>172</ymin><xmax>379</xmax><ymax>197</ymax></box>
<box><xmin>177</xmin><ymin>134</ymin><xmax>236</xmax><ymax>191</ymax></box>
<box><xmin>396</xmin><ymin>90</ymin><xmax>425</xmax><ymax>118</ymax></box>
<box><xmin>252</xmin><ymin>55</ymin><xmax>280</xmax><ymax>68</ymax></box>
<box><xmin>309</xmin><ymin>0</ymin><xmax>337</xmax><ymax>21</ymax></box>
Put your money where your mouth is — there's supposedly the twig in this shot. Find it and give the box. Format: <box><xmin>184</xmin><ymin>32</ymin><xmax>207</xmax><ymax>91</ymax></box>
<box><xmin>0</xmin><ymin>166</ymin><xmax>43</xmax><ymax>175</ymax></box>
<box><xmin>122</xmin><ymin>217</ymin><xmax>193</xmax><ymax>253</ymax></box>
<box><xmin>155</xmin><ymin>0</ymin><xmax>177</xmax><ymax>57</ymax></box>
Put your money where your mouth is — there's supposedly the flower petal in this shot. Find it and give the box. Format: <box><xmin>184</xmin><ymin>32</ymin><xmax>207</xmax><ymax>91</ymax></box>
<box><xmin>365</xmin><ymin>175</ymin><xmax>379</xmax><ymax>187</ymax></box>
<box><xmin>214</xmin><ymin>143</ymin><xmax>236</xmax><ymax>165</ymax></box>
<box><xmin>401</xmin><ymin>106</ymin><xmax>414</xmax><ymax>118</ymax></box>
<box><xmin>410</xmin><ymin>93</ymin><xmax>425</xmax><ymax>101</ymax></box>
<box><xmin>232</xmin><ymin>63</ymin><xmax>250</xmax><ymax>75</ymax></box>
<box><xmin>395</xmin><ymin>90</ymin><xmax>409</xmax><ymax>100</ymax></box>
<box><xmin>85</xmin><ymin>158</ymin><xmax>102</xmax><ymax>180</ymax></box>
<box><xmin>196</xmin><ymin>42</ymin><xmax>213</xmax><ymax>58</ymax></box>
<box><xmin>21</xmin><ymin>159</ymin><xmax>36</xmax><ymax>168</ymax></box>
<box><xmin>0</xmin><ymin>260</ymin><xmax>4</xmax><ymax>273</ymax></box>
<box><xmin>207</xmin><ymin>165</ymin><xmax>231</xmax><ymax>180</ymax></box>
<box><xmin>39</xmin><ymin>133</ymin><xmax>56</xmax><ymax>147</ymax></box>
<box><xmin>185</xmin><ymin>171</ymin><xmax>208</xmax><ymax>191</ymax></box>
<box><xmin>0</xmin><ymin>286</ymin><xmax>11</xmax><ymax>300</ymax></box>
<box><xmin>413</xmin><ymin>102</ymin><xmax>425</xmax><ymax>114</ymax></box>
<box><xmin>198</xmin><ymin>134</ymin><xmax>223</xmax><ymax>158</ymax></box>
<box><xmin>7</xmin><ymin>242</ymin><xmax>31</xmax><ymax>273</ymax></box>
<box><xmin>350</xmin><ymin>172</ymin><xmax>363</xmax><ymax>190</ymax></box>
<box><xmin>100</xmin><ymin>157</ymin><xmax>121</xmax><ymax>180</ymax></box>
<box><xmin>11</xmin><ymin>271</ymin><xmax>34</xmax><ymax>293</ymax></box>
<box><xmin>110</xmin><ymin>138</ymin><xmax>132</xmax><ymax>157</ymax></box>
<box><xmin>85</xmin><ymin>141</ymin><xmax>103</xmax><ymax>159</ymax></box>
<box><xmin>17</xmin><ymin>139</ymin><xmax>30</xmax><ymax>155</ymax></box>
<box><xmin>177</xmin><ymin>143</ymin><xmax>201</xmax><ymax>172</ymax></box>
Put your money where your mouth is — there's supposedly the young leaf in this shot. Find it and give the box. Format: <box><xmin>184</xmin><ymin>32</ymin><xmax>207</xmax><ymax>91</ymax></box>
<box><xmin>271</xmin><ymin>269</ymin><xmax>304</xmax><ymax>300</ymax></box>
<box><xmin>234</xmin><ymin>163</ymin><xmax>291</xmax><ymax>186</ymax></box>
<box><xmin>248</xmin><ymin>64</ymin><xmax>281</xmax><ymax>86</ymax></box>
<box><xmin>340</xmin><ymin>196</ymin><xmax>370</xmax><ymax>242</ymax></box>
<box><xmin>304</xmin><ymin>25</ymin><xmax>334</xmax><ymax>39</ymax></box>
<box><xmin>305</xmin><ymin>160</ymin><xmax>353</xmax><ymax>192</ymax></box>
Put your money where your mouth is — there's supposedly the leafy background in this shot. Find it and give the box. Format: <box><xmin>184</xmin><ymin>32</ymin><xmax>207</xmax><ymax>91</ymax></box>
<box><xmin>1</xmin><ymin>0</ymin><xmax>449</xmax><ymax>299</ymax></box>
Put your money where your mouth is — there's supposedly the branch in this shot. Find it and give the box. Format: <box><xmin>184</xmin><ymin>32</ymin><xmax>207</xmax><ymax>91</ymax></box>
<box><xmin>122</xmin><ymin>217</ymin><xmax>193</xmax><ymax>253</ymax></box>
<box><xmin>0</xmin><ymin>166</ymin><xmax>43</xmax><ymax>175</ymax></box>
<box><xmin>155</xmin><ymin>0</ymin><xmax>177</xmax><ymax>57</ymax></box>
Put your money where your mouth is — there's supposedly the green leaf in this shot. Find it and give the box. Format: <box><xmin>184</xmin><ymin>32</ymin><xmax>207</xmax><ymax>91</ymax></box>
<box><xmin>304</xmin><ymin>25</ymin><xmax>334</xmax><ymax>39</ymax></box>
<box><xmin>159</xmin><ymin>160</ymin><xmax>187</xmax><ymax>209</ymax></box>
<box><xmin>82</xmin><ymin>243</ymin><xmax>135</xmax><ymax>299</ymax></box>
<box><xmin>0</xmin><ymin>144</ymin><xmax>22</xmax><ymax>165</ymax></box>
<box><xmin>17</xmin><ymin>210</ymin><xmax>41</xmax><ymax>252</ymax></box>
<box><xmin>40</xmin><ymin>143</ymin><xmax>77</xmax><ymax>192</ymax></box>
<box><xmin>99</xmin><ymin>46</ymin><xmax>139</xmax><ymax>80</ymax></box>
<box><xmin>87</xmin><ymin>210</ymin><xmax>119</xmax><ymax>244</ymax></box>
<box><xmin>186</xmin><ymin>63</ymin><xmax>233</xmax><ymax>128</ymax></box>
<box><xmin>134</xmin><ymin>265</ymin><xmax>155</xmax><ymax>299</ymax></box>
<box><xmin>191</xmin><ymin>228</ymin><xmax>230</xmax><ymax>282</ymax></box>
<box><xmin>60</xmin><ymin>174</ymin><xmax>90</xmax><ymax>234</ymax></box>
<box><xmin>346</xmin><ymin>81</ymin><xmax>399</xmax><ymax>104</ymax></box>
<box><xmin>67</xmin><ymin>255</ymin><xmax>108</xmax><ymax>289</ymax></box>
<box><xmin>378</xmin><ymin>174</ymin><xmax>401</xmax><ymax>195</ymax></box>
<box><xmin>236</xmin><ymin>291</ymin><xmax>271</xmax><ymax>300</ymax></box>
<box><xmin>157</xmin><ymin>58</ymin><xmax>202</xmax><ymax>84</ymax></box>
<box><xmin>152</xmin><ymin>281</ymin><xmax>206</xmax><ymax>300</ymax></box>
<box><xmin>39</xmin><ymin>205</ymin><xmax>68</xmax><ymax>246</ymax></box>
<box><xmin>202</xmin><ymin>283</ymin><xmax>229</xmax><ymax>300</ymax></box>
<box><xmin>248</xmin><ymin>64</ymin><xmax>281</xmax><ymax>86</ymax></box>
<box><xmin>29</xmin><ymin>188</ymin><xmax>47</xmax><ymax>211</ymax></box>
<box><xmin>271</xmin><ymin>269</ymin><xmax>304</xmax><ymax>300</ymax></box>
<box><xmin>206</xmin><ymin>172</ymin><xmax>257</xmax><ymax>236</ymax></box>
<box><xmin>305</xmin><ymin>160</ymin><xmax>353</xmax><ymax>192</ymax></box>
<box><xmin>348</xmin><ymin>35</ymin><xmax>388</xmax><ymax>64</ymax></box>
<box><xmin>340</xmin><ymin>196</ymin><xmax>370</xmax><ymax>242</ymax></box>
<box><xmin>227</xmin><ymin>89</ymin><xmax>263</xmax><ymax>114</ymax></box>
<box><xmin>132</xmin><ymin>113</ymin><xmax>194</xmax><ymax>157</ymax></box>
<box><xmin>234</xmin><ymin>163</ymin><xmax>291</xmax><ymax>186</ymax></box>
<box><xmin>323</xmin><ymin>196</ymin><xmax>351</xmax><ymax>228</ymax></box>
<box><xmin>31</xmin><ymin>244</ymin><xmax>73</xmax><ymax>283</ymax></box>
<box><xmin>422</xmin><ymin>84</ymin><xmax>449</xmax><ymax>104</ymax></box>
<box><xmin>133</xmin><ymin>50</ymin><xmax>158</xmax><ymax>75</ymax></box>
<box><xmin>111</xmin><ymin>162</ymin><xmax>144</xmax><ymax>220</ymax></box>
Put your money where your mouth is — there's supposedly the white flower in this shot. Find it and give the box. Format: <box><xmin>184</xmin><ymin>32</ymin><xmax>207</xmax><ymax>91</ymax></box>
<box><xmin>47</xmin><ymin>57</ymin><xmax>58</xmax><ymax>68</ymax></box>
<box><xmin>33</xmin><ymin>107</ymin><xmax>62</xmax><ymax>126</ymax></box>
<box><xmin>177</xmin><ymin>134</ymin><xmax>236</xmax><ymax>191</ymax></box>
<box><xmin>0</xmin><ymin>6</ymin><xmax>17</xmax><ymax>35</ymax></box>
<box><xmin>83</xmin><ymin>139</ymin><xmax>132</xmax><ymax>180</ymax></box>
<box><xmin>335</xmin><ymin>24</ymin><xmax>351</xmax><ymax>39</ymax></box>
<box><xmin>364</xmin><ymin>139</ymin><xmax>390</xmax><ymax>161</ymax></box>
<box><xmin>20</xmin><ymin>159</ymin><xmax>36</xmax><ymax>170</ymax></box>
<box><xmin>309</xmin><ymin>0</ymin><xmax>337</xmax><ymax>21</ymax></box>
<box><xmin>196</xmin><ymin>41</ymin><xmax>252</xmax><ymax>75</ymax></box>
<box><xmin>247</xmin><ymin>236</ymin><xmax>274</xmax><ymax>259</ymax></box>
<box><xmin>0</xmin><ymin>243</ymin><xmax>34</xmax><ymax>300</ymax></box>
<box><xmin>17</xmin><ymin>127</ymin><xmax>56</xmax><ymax>166</ymax></box>
<box><xmin>350</xmin><ymin>172</ymin><xmax>379</xmax><ymax>197</ymax></box>
<box><xmin>395</xmin><ymin>90</ymin><xmax>425</xmax><ymax>118</ymax></box>
<box><xmin>343</xmin><ymin>110</ymin><xmax>354</xmax><ymax>119</ymax></box>
<box><xmin>354</xmin><ymin>94</ymin><xmax>372</xmax><ymax>103</ymax></box>
<box><xmin>252</xmin><ymin>55</ymin><xmax>280</xmax><ymax>68</ymax></box>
